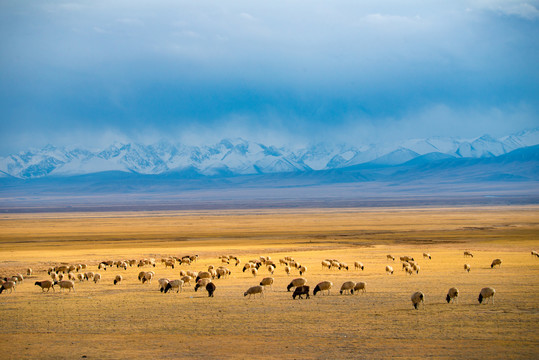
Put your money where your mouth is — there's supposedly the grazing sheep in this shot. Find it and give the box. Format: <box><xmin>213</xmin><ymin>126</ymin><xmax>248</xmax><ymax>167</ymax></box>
<box><xmin>206</xmin><ymin>282</ymin><xmax>216</xmax><ymax>297</ymax></box>
<box><xmin>267</xmin><ymin>265</ymin><xmax>275</xmax><ymax>274</ymax></box>
<box><xmin>259</xmin><ymin>277</ymin><xmax>274</xmax><ymax>290</ymax></box>
<box><xmin>354</xmin><ymin>262</ymin><xmax>364</xmax><ymax>270</ymax></box>
<box><xmin>242</xmin><ymin>263</ymin><xmax>254</xmax><ymax>272</ymax></box>
<box><xmin>284</xmin><ymin>266</ymin><xmax>291</xmax><ymax>275</ymax></box>
<box><xmin>27</xmin><ymin>268</ymin><xmax>32</xmax><ymax>276</ymax></box>
<box><xmin>84</xmin><ymin>272</ymin><xmax>95</xmax><ymax>281</ymax></box>
<box><xmin>158</xmin><ymin>278</ymin><xmax>170</xmax><ymax>292</ymax></box>
<box><xmin>35</xmin><ymin>280</ymin><xmax>54</xmax><ymax>292</ymax></box>
<box><xmin>292</xmin><ymin>285</ymin><xmax>310</xmax><ymax>299</ymax></box>
<box><xmin>216</xmin><ymin>268</ymin><xmax>228</xmax><ymax>279</ymax></box>
<box><xmin>56</xmin><ymin>280</ymin><xmax>75</xmax><ymax>292</ymax></box>
<box><xmin>464</xmin><ymin>263</ymin><xmax>471</xmax><ymax>273</ymax></box>
<box><xmin>138</xmin><ymin>271</ymin><xmax>147</xmax><ymax>282</ymax></box>
<box><xmin>386</xmin><ymin>265</ymin><xmax>394</xmax><ymax>275</ymax></box>
<box><xmin>411</xmin><ymin>291</ymin><xmax>425</xmax><ymax>309</ymax></box>
<box><xmin>531</xmin><ymin>250</ymin><xmax>538</xmax><ymax>257</ymax></box>
<box><xmin>251</xmin><ymin>268</ymin><xmax>258</xmax><ymax>277</ymax></box>
<box><xmin>51</xmin><ymin>273</ymin><xmax>59</xmax><ymax>282</ymax></box>
<box><xmin>321</xmin><ymin>260</ymin><xmax>331</xmax><ymax>269</ymax></box>
<box><xmin>114</xmin><ymin>275</ymin><xmax>123</xmax><ymax>285</ymax></box>
<box><xmin>181</xmin><ymin>275</ymin><xmax>192</xmax><ymax>285</ymax></box>
<box><xmin>93</xmin><ymin>273</ymin><xmax>101</xmax><ymax>283</ymax></box>
<box><xmin>387</xmin><ymin>255</ymin><xmax>395</xmax><ymax>261</ymax></box>
<box><xmin>142</xmin><ymin>272</ymin><xmax>154</xmax><ymax>284</ymax></box>
<box><xmin>354</xmin><ymin>281</ymin><xmax>367</xmax><ymax>294</ymax></box>
<box><xmin>58</xmin><ymin>273</ymin><xmax>64</xmax><ymax>281</ymax></box>
<box><xmin>194</xmin><ymin>278</ymin><xmax>212</xmax><ymax>292</ymax></box>
<box><xmin>0</xmin><ymin>281</ymin><xmax>16</xmax><ymax>294</ymax></box>
<box><xmin>423</xmin><ymin>253</ymin><xmax>431</xmax><ymax>260</ymax></box>
<box><xmin>478</xmin><ymin>287</ymin><xmax>496</xmax><ymax>304</ymax></box>
<box><xmin>164</xmin><ymin>279</ymin><xmax>184</xmax><ymax>293</ymax></box>
<box><xmin>340</xmin><ymin>281</ymin><xmax>356</xmax><ymax>295</ymax></box>
<box><xmin>330</xmin><ymin>260</ymin><xmax>340</xmax><ymax>269</ymax></box>
<box><xmin>244</xmin><ymin>285</ymin><xmax>264</xmax><ymax>298</ymax></box>
<box><xmin>404</xmin><ymin>265</ymin><xmax>413</xmax><ymax>275</ymax></box>
<box><xmin>446</xmin><ymin>287</ymin><xmax>459</xmax><ymax>304</ymax></box>
<box><xmin>313</xmin><ymin>281</ymin><xmax>333</xmax><ymax>296</ymax></box>
<box><xmin>299</xmin><ymin>266</ymin><xmax>307</xmax><ymax>275</ymax></box>
<box><xmin>400</xmin><ymin>256</ymin><xmax>414</xmax><ymax>262</ymax></box>
<box><xmin>287</xmin><ymin>277</ymin><xmax>307</xmax><ymax>292</ymax></box>
<box><xmin>413</xmin><ymin>264</ymin><xmax>420</xmax><ymax>274</ymax></box>
<box><xmin>76</xmin><ymin>273</ymin><xmax>84</xmax><ymax>282</ymax></box>
<box><xmin>491</xmin><ymin>259</ymin><xmax>502</xmax><ymax>268</ymax></box>
<box><xmin>196</xmin><ymin>271</ymin><xmax>212</xmax><ymax>283</ymax></box>
<box><xmin>464</xmin><ymin>251</ymin><xmax>474</xmax><ymax>258</ymax></box>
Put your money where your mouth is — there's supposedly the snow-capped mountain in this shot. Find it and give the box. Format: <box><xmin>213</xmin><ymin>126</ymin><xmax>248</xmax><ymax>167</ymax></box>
<box><xmin>1</xmin><ymin>128</ymin><xmax>538</xmax><ymax>179</ymax></box>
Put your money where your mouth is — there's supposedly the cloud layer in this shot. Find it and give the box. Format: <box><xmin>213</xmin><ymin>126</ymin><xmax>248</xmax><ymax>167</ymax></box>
<box><xmin>1</xmin><ymin>1</ymin><xmax>538</xmax><ymax>153</ymax></box>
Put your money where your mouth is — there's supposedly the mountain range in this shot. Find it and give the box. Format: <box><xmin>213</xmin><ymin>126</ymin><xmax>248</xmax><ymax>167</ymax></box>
<box><xmin>1</xmin><ymin>128</ymin><xmax>538</xmax><ymax>179</ymax></box>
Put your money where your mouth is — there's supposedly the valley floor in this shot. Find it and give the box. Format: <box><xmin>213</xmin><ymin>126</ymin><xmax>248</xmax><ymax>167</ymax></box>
<box><xmin>0</xmin><ymin>206</ymin><xmax>538</xmax><ymax>359</ymax></box>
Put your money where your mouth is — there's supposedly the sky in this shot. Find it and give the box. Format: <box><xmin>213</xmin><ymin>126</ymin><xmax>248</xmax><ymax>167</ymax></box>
<box><xmin>1</xmin><ymin>0</ymin><xmax>538</xmax><ymax>154</ymax></box>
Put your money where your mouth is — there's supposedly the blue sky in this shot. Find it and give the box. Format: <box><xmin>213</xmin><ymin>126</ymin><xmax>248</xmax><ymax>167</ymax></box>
<box><xmin>1</xmin><ymin>0</ymin><xmax>538</xmax><ymax>153</ymax></box>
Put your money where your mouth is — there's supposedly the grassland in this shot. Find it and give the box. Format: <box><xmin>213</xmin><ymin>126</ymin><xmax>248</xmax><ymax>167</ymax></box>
<box><xmin>0</xmin><ymin>205</ymin><xmax>538</xmax><ymax>359</ymax></box>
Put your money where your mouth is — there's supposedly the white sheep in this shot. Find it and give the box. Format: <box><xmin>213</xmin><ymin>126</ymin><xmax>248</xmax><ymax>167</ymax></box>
<box><xmin>532</xmin><ymin>250</ymin><xmax>538</xmax><ymax>257</ymax></box>
<box><xmin>56</xmin><ymin>280</ymin><xmax>75</xmax><ymax>292</ymax></box>
<box><xmin>142</xmin><ymin>272</ymin><xmax>154</xmax><ymax>284</ymax></box>
<box><xmin>267</xmin><ymin>265</ymin><xmax>275</xmax><ymax>274</ymax></box>
<box><xmin>299</xmin><ymin>265</ymin><xmax>307</xmax><ymax>275</ymax></box>
<box><xmin>27</xmin><ymin>268</ymin><xmax>32</xmax><ymax>276</ymax></box>
<box><xmin>0</xmin><ymin>280</ymin><xmax>16</xmax><ymax>294</ymax></box>
<box><xmin>287</xmin><ymin>277</ymin><xmax>307</xmax><ymax>291</ymax></box>
<box><xmin>84</xmin><ymin>272</ymin><xmax>95</xmax><ymax>281</ymax></box>
<box><xmin>446</xmin><ymin>287</ymin><xmax>459</xmax><ymax>303</ymax></box>
<box><xmin>464</xmin><ymin>264</ymin><xmax>471</xmax><ymax>273</ymax></box>
<box><xmin>251</xmin><ymin>268</ymin><xmax>258</xmax><ymax>277</ymax></box>
<box><xmin>244</xmin><ymin>285</ymin><xmax>264</xmax><ymax>298</ymax></box>
<box><xmin>164</xmin><ymin>279</ymin><xmax>183</xmax><ymax>293</ymax></box>
<box><xmin>386</xmin><ymin>265</ymin><xmax>394</xmax><ymax>275</ymax></box>
<box><xmin>340</xmin><ymin>281</ymin><xmax>356</xmax><ymax>295</ymax></box>
<box><xmin>321</xmin><ymin>260</ymin><xmax>331</xmax><ymax>269</ymax></box>
<box><xmin>478</xmin><ymin>287</ymin><xmax>496</xmax><ymax>304</ymax></box>
<box><xmin>93</xmin><ymin>273</ymin><xmax>101</xmax><ymax>283</ymax></box>
<box><xmin>313</xmin><ymin>281</ymin><xmax>333</xmax><ymax>296</ymax></box>
<box><xmin>411</xmin><ymin>291</ymin><xmax>425</xmax><ymax>309</ymax></box>
<box><xmin>51</xmin><ymin>273</ymin><xmax>59</xmax><ymax>282</ymax></box>
<box><xmin>181</xmin><ymin>275</ymin><xmax>192</xmax><ymax>285</ymax></box>
<box><xmin>354</xmin><ymin>262</ymin><xmax>364</xmax><ymax>270</ymax></box>
<box><xmin>354</xmin><ymin>281</ymin><xmax>367</xmax><ymax>294</ymax></box>
<box><xmin>114</xmin><ymin>275</ymin><xmax>123</xmax><ymax>285</ymax></box>
<box><xmin>464</xmin><ymin>251</ymin><xmax>474</xmax><ymax>258</ymax></box>
<box><xmin>76</xmin><ymin>273</ymin><xmax>84</xmax><ymax>282</ymax></box>
<box><xmin>158</xmin><ymin>278</ymin><xmax>170</xmax><ymax>291</ymax></box>
<box><xmin>490</xmin><ymin>259</ymin><xmax>502</xmax><ymax>268</ymax></box>
<box><xmin>423</xmin><ymin>253</ymin><xmax>431</xmax><ymax>260</ymax></box>
<box><xmin>194</xmin><ymin>278</ymin><xmax>212</xmax><ymax>292</ymax></box>
<box><xmin>284</xmin><ymin>265</ymin><xmax>291</xmax><ymax>275</ymax></box>
<box><xmin>387</xmin><ymin>254</ymin><xmax>395</xmax><ymax>261</ymax></box>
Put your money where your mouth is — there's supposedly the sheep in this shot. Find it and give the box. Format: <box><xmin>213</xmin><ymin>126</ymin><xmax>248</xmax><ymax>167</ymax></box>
<box><xmin>206</xmin><ymin>282</ymin><xmax>216</xmax><ymax>297</ymax></box>
<box><xmin>251</xmin><ymin>268</ymin><xmax>258</xmax><ymax>277</ymax></box>
<box><xmin>321</xmin><ymin>260</ymin><xmax>331</xmax><ymax>269</ymax></box>
<box><xmin>259</xmin><ymin>277</ymin><xmax>274</xmax><ymax>290</ymax></box>
<box><xmin>76</xmin><ymin>273</ymin><xmax>84</xmax><ymax>282</ymax></box>
<box><xmin>27</xmin><ymin>268</ymin><xmax>32</xmax><ymax>276</ymax></box>
<box><xmin>164</xmin><ymin>279</ymin><xmax>183</xmax><ymax>293</ymax></box>
<box><xmin>0</xmin><ymin>281</ymin><xmax>16</xmax><ymax>294</ymax></box>
<box><xmin>235</xmin><ymin>258</ymin><xmax>241</xmax><ymax>266</ymax></box>
<box><xmin>478</xmin><ymin>287</ymin><xmax>496</xmax><ymax>304</ymax></box>
<box><xmin>194</xmin><ymin>278</ymin><xmax>212</xmax><ymax>292</ymax></box>
<box><xmin>403</xmin><ymin>265</ymin><xmax>413</xmax><ymax>275</ymax></box>
<box><xmin>446</xmin><ymin>287</ymin><xmax>459</xmax><ymax>304</ymax></box>
<box><xmin>386</xmin><ymin>265</ymin><xmax>394</xmax><ymax>275</ymax></box>
<box><xmin>56</xmin><ymin>280</ymin><xmax>75</xmax><ymax>292</ymax></box>
<box><xmin>84</xmin><ymin>272</ymin><xmax>95</xmax><ymax>281</ymax></box>
<box><xmin>299</xmin><ymin>265</ymin><xmax>307</xmax><ymax>275</ymax></box>
<box><xmin>244</xmin><ymin>285</ymin><xmax>264</xmax><ymax>298</ymax></box>
<box><xmin>400</xmin><ymin>256</ymin><xmax>414</xmax><ymax>262</ymax></box>
<box><xmin>464</xmin><ymin>263</ymin><xmax>471</xmax><ymax>273</ymax></box>
<box><xmin>181</xmin><ymin>275</ymin><xmax>192</xmax><ymax>285</ymax></box>
<box><xmin>313</xmin><ymin>281</ymin><xmax>333</xmax><ymax>296</ymax></box>
<box><xmin>354</xmin><ymin>281</ymin><xmax>367</xmax><ymax>294</ymax></box>
<box><xmin>423</xmin><ymin>253</ymin><xmax>431</xmax><ymax>260</ymax></box>
<box><xmin>413</xmin><ymin>264</ymin><xmax>420</xmax><ymax>274</ymax></box>
<box><xmin>51</xmin><ymin>272</ymin><xmax>59</xmax><ymax>282</ymax></box>
<box><xmin>141</xmin><ymin>272</ymin><xmax>154</xmax><ymax>284</ymax></box>
<box><xmin>330</xmin><ymin>260</ymin><xmax>340</xmax><ymax>269</ymax></box>
<box><xmin>138</xmin><ymin>271</ymin><xmax>147</xmax><ymax>282</ymax></box>
<box><xmin>216</xmin><ymin>268</ymin><xmax>228</xmax><ymax>279</ymax></box>
<box><xmin>114</xmin><ymin>275</ymin><xmax>123</xmax><ymax>285</ymax></box>
<box><xmin>387</xmin><ymin>255</ymin><xmax>395</xmax><ymax>261</ymax></box>
<box><xmin>267</xmin><ymin>265</ymin><xmax>275</xmax><ymax>274</ymax></box>
<box><xmin>340</xmin><ymin>281</ymin><xmax>356</xmax><ymax>295</ymax></box>
<box><xmin>158</xmin><ymin>278</ymin><xmax>170</xmax><ymax>292</ymax></box>
<box><xmin>531</xmin><ymin>250</ymin><xmax>539</xmax><ymax>258</ymax></box>
<box><xmin>47</xmin><ymin>267</ymin><xmax>54</xmax><ymax>275</ymax></box>
<box><xmin>242</xmin><ymin>263</ymin><xmax>254</xmax><ymax>272</ymax></box>
<box><xmin>284</xmin><ymin>266</ymin><xmax>291</xmax><ymax>275</ymax></box>
<box><xmin>181</xmin><ymin>258</ymin><xmax>191</xmax><ymax>266</ymax></box>
<box><xmin>354</xmin><ymin>262</ymin><xmax>364</xmax><ymax>270</ymax></box>
<box><xmin>93</xmin><ymin>273</ymin><xmax>101</xmax><ymax>283</ymax></box>
<box><xmin>464</xmin><ymin>251</ymin><xmax>474</xmax><ymax>258</ymax></box>
<box><xmin>491</xmin><ymin>259</ymin><xmax>502</xmax><ymax>268</ymax></box>
<box><xmin>292</xmin><ymin>285</ymin><xmax>310</xmax><ymax>299</ymax></box>
<box><xmin>209</xmin><ymin>269</ymin><xmax>217</xmax><ymax>278</ymax></box>
<box><xmin>195</xmin><ymin>272</ymin><xmax>212</xmax><ymax>282</ymax></box>
<box><xmin>411</xmin><ymin>291</ymin><xmax>425</xmax><ymax>309</ymax></box>
<box><xmin>35</xmin><ymin>280</ymin><xmax>55</xmax><ymax>292</ymax></box>
<box><xmin>68</xmin><ymin>273</ymin><xmax>77</xmax><ymax>281</ymax></box>
<box><xmin>287</xmin><ymin>277</ymin><xmax>307</xmax><ymax>292</ymax></box>
<box><xmin>58</xmin><ymin>273</ymin><xmax>64</xmax><ymax>281</ymax></box>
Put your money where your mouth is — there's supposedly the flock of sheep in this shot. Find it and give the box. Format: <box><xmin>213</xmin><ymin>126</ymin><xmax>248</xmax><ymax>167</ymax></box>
<box><xmin>1</xmin><ymin>250</ymin><xmax>536</xmax><ymax>309</ymax></box>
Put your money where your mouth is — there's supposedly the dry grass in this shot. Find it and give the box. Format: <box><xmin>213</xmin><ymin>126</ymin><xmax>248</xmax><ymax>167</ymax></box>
<box><xmin>0</xmin><ymin>205</ymin><xmax>538</xmax><ymax>359</ymax></box>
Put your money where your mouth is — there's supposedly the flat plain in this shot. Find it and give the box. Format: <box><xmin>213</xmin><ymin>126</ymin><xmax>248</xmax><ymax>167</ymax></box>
<box><xmin>0</xmin><ymin>205</ymin><xmax>538</xmax><ymax>359</ymax></box>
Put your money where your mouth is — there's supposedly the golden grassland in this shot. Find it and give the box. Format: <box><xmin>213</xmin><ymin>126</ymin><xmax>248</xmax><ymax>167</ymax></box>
<box><xmin>0</xmin><ymin>205</ymin><xmax>538</xmax><ymax>359</ymax></box>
